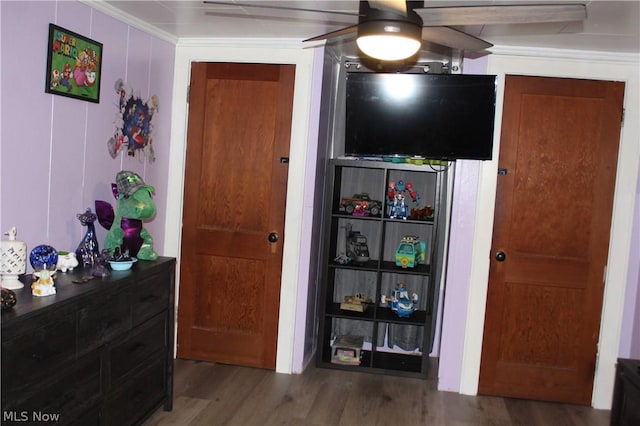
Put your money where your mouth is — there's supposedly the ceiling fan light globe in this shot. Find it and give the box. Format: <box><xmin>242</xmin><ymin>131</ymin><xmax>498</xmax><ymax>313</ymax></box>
<box><xmin>357</xmin><ymin>34</ymin><xmax>421</xmax><ymax>61</ymax></box>
<box><xmin>356</xmin><ymin>19</ymin><xmax>422</xmax><ymax>61</ymax></box>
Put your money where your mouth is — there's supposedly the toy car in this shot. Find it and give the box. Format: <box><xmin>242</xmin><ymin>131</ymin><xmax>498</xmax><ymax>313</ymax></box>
<box><xmin>395</xmin><ymin>235</ymin><xmax>426</xmax><ymax>268</ymax></box>
<box><xmin>340</xmin><ymin>193</ymin><xmax>382</xmax><ymax>217</ymax></box>
<box><xmin>331</xmin><ymin>335</ymin><xmax>364</xmax><ymax>365</ymax></box>
<box><xmin>381</xmin><ymin>283</ymin><xmax>418</xmax><ymax>318</ymax></box>
<box><xmin>410</xmin><ymin>205</ymin><xmax>434</xmax><ymax>221</ymax></box>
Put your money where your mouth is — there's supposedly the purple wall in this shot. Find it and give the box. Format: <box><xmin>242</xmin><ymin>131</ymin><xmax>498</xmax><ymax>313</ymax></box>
<box><xmin>621</xmin><ymin>164</ymin><xmax>640</xmax><ymax>358</ymax></box>
<box><xmin>293</xmin><ymin>47</ymin><xmax>324</xmax><ymax>372</ymax></box>
<box><xmin>0</xmin><ymin>1</ymin><xmax>175</xmax><ymax>268</ymax></box>
<box><xmin>436</xmin><ymin>56</ymin><xmax>488</xmax><ymax>391</ymax></box>
<box><xmin>633</xmin><ymin>163</ymin><xmax>640</xmax><ymax>358</ymax></box>
<box><xmin>437</xmin><ymin>160</ymin><xmax>481</xmax><ymax>390</ymax></box>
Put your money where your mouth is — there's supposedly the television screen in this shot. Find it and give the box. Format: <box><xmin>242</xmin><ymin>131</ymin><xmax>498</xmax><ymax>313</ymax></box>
<box><xmin>345</xmin><ymin>73</ymin><xmax>497</xmax><ymax>160</ymax></box>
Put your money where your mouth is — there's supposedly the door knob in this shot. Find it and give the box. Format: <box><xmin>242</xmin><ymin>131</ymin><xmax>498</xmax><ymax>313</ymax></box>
<box><xmin>495</xmin><ymin>251</ymin><xmax>506</xmax><ymax>262</ymax></box>
<box><xmin>268</xmin><ymin>232</ymin><xmax>279</xmax><ymax>243</ymax></box>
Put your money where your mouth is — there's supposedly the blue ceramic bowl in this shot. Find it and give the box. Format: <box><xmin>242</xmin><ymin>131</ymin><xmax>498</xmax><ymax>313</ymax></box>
<box><xmin>108</xmin><ymin>258</ymin><xmax>137</xmax><ymax>271</ymax></box>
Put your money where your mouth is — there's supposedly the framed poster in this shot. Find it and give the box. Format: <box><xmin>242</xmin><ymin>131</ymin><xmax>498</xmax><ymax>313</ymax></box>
<box><xmin>45</xmin><ymin>24</ymin><xmax>103</xmax><ymax>103</ymax></box>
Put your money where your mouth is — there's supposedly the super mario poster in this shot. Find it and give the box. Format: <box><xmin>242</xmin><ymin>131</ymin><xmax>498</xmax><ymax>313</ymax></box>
<box><xmin>45</xmin><ymin>24</ymin><xmax>102</xmax><ymax>103</ymax></box>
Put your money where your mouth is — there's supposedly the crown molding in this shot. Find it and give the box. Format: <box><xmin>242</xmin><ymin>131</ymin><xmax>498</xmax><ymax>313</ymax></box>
<box><xmin>176</xmin><ymin>37</ymin><xmax>308</xmax><ymax>48</ymax></box>
<box><xmin>489</xmin><ymin>44</ymin><xmax>639</xmax><ymax>64</ymax></box>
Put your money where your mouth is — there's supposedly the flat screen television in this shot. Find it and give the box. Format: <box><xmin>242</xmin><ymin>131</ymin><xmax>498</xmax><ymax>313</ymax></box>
<box><xmin>345</xmin><ymin>72</ymin><xmax>497</xmax><ymax>160</ymax></box>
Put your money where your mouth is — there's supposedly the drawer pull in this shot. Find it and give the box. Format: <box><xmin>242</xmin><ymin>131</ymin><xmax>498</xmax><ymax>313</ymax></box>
<box><xmin>106</xmin><ymin>319</ymin><xmax>120</xmax><ymax>328</ymax></box>
<box><xmin>129</xmin><ymin>342</ymin><xmax>146</xmax><ymax>353</ymax></box>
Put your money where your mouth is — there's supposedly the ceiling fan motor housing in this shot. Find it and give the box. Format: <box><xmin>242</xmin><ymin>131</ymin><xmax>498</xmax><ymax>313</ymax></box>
<box><xmin>359</xmin><ymin>1</ymin><xmax>424</xmax><ymax>26</ymax></box>
<box><xmin>357</xmin><ymin>2</ymin><xmax>424</xmax><ymax>60</ymax></box>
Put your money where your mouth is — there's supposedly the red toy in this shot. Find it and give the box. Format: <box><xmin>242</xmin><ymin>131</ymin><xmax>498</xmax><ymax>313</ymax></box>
<box><xmin>387</xmin><ymin>180</ymin><xmax>420</xmax><ymax>219</ymax></box>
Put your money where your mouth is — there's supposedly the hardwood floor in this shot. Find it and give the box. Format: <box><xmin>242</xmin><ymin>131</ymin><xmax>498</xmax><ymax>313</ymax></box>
<box><xmin>145</xmin><ymin>359</ymin><xmax>610</xmax><ymax>426</ymax></box>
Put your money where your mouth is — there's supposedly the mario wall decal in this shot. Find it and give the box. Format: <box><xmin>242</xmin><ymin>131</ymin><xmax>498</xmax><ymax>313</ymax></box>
<box><xmin>107</xmin><ymin>79</ymin><xmax>158</xmax><ymax>163</ymax></box>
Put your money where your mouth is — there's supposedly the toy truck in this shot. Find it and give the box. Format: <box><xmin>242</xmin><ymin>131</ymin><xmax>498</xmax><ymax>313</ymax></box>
<box><xmin>346</xmin><ymin>230</ymin><xmax>370</xmax><ymax>263</ymax></box>
<box><xmin>339</xmin><ymin>193</ymin><xmax>382</xmax><ymax>217</ymax></box>
<box><xmin>395</xmin><ymin>235</ymin><xmax>426</xmax><ymax>268</ymax></box>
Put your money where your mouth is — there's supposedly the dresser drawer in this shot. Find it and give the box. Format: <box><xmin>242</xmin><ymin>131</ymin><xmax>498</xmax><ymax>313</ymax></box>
<box><xmin>102</xmin><ymin>358</ymin><xmax>166</xmax><ymax>426</ymax></box>
<box><xmin>109</xmin><ymin>313</ymin><xmax>167</xmax><ymax>384</ymax></box>
<box><xmin>132</xmin><ymin>273</ymin><xmax>170</xmax><ymax>326</ymax></box>
<box><xmin>1</xmin><ymin>307</ymin><xmax>76</xmax><ymax>394</ymax></box>
<box><xmin>1</xmin><ymin>352</ymin><xmax>101</xmax><ymax>423</ymax></box>
<box><xmin>78</xmin><ymin>290</ymin><xmax>132</xmax><ymax>354</ymax></box>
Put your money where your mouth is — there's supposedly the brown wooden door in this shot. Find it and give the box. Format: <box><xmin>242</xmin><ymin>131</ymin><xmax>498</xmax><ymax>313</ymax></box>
<box><xmin>177</xmin><ymin>62</ymin><xmax>295</xmax><ymax>369</ymax></box>
<box><xmin>479</xmin><ymin>75</ymin><xmax>624</xmax><ymax>404</ymax></box>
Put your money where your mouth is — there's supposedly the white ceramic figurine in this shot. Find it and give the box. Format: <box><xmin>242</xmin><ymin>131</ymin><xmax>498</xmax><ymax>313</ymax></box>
<box><xmin>56</xmin><ymin>251</ymin><xmax>79</xmax><ymax>272</ymax></box>
<box><xmin>32</xmin><ymin>269</ymin><xmax>57</xmax><ymax>297</ymax></box>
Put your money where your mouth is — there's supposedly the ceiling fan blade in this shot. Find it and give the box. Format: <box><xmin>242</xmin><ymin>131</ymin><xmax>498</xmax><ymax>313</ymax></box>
<box><xmin>369</xmin><ymin>0</ymin><xmax>407</xmax><ymax>15</ymax></box>
<box><xmin>303</xmin><ymin>25</ymin><xmax>359</xmax><ymax>42</ymax></box>
<box><xmin>415</xmin><ymin>4</ymin><xmax>587</xmax><ymax>26</ymax></box>
<box><xmin>421</xmin><ymin>27</ymin><xmax>493</xmax><ymax>51</ymax></box>
<box><xmin>202</xmin><ymin>1</ymin><xmax>360</xmax><ymax>17</ymax></box>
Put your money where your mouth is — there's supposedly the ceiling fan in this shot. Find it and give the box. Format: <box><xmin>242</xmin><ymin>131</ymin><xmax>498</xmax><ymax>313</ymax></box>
<box><xmin>203</xmin><ymin>1</ymin><xmax>587</xmax><ymax>61</ymax></box>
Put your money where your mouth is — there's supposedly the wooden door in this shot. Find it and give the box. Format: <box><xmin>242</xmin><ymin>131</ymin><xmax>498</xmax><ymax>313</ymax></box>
<box><xmin>177</xmin><ymin>62</ymin><xmax>295</xmax><ymax>369</ymax></box>
<box><xmin>479</xmin><ymin>75</ymin><xmax>624</xmax><ymax>404</ymax></box>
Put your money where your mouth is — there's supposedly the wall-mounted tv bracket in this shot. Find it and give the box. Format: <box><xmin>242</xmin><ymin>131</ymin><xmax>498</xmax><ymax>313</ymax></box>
<box><xmin>343</xmin><ymin>60</ymin><xmax>454</xmax><ymax>74</ymax></box>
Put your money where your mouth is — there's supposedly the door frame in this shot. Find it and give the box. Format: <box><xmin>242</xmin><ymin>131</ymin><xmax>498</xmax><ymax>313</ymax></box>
<box><xmin>460</xmin><ymin>50</ymin><xmax>639</xmax><ymax>408</ymax></box>
<box><xmin>164</xmin><ymin>40</ymin><xmax>319</xmax><ymax>374</ymax></box>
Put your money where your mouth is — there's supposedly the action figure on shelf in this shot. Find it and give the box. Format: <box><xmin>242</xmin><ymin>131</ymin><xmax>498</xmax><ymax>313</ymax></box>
<box><xmin>389</xmin><ymin>191</ymin><xmax>408</xmax><ymax>219</ymax></box>
<box><xmin>387</xmin><ymin>180</ymin><xmax>420</xmax><ymax>219</ymax></box>
<box><xmin>352</xmin><ymin>201</ymin><xmax>368</xmax><ymax>217</ymax></box>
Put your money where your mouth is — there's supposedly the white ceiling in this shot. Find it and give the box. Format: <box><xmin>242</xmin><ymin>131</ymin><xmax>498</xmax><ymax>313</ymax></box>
<box><xmin>97</xmin><ymin>0</ymin><xmax>640</xmax><ymax>54</ymax></box>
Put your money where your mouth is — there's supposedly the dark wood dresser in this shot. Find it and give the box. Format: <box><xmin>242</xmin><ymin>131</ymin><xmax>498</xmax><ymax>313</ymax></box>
<box><xmin>1</xmin><ymin>257</ymin><xmax>175</xmax><ymax>425</ymax></box>
<box><xmin>611</xmin><ymin>358</ymin><xmax>640</xmax><ymax>426</ymax></box>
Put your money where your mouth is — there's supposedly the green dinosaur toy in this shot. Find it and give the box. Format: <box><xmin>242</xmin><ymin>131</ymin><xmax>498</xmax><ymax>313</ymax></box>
<box><xmin>96</xmin><ymin>170</ymin><xmax>158</xmax><ymax>261</ymax></box>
